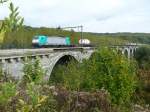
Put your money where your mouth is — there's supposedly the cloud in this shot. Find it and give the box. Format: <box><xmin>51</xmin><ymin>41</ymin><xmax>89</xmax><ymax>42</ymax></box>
<box><xmin>0</xmin><ymin>0</ymin><xmax>150</xmax><ymax>32</ymax></box>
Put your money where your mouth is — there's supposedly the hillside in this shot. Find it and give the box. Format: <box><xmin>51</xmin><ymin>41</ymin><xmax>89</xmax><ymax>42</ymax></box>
<box><xmin>0</xmin><ymin>20</ymin><xmax>3</xmax><ymax>29</ymax></box>
<box><xmin>89</xmin><ymin>32</ymin><xmax>150</xmax><ymax>44</ymax></box>
<box><xmin>1</xmin><ymin>26</ymin><xmax>150</xmax><ymax>48</ymax></box>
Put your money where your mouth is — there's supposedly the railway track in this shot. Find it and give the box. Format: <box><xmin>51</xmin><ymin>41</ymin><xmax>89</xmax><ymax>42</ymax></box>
<box><xmin>0</xmin><ymin>47</ymin><xmax>95</xmax><ymax>58</ymax></box>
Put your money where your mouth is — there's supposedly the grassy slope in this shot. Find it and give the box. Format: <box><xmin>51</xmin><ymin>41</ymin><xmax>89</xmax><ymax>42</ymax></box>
<box><xmin>1</xmin><ymin>26</ymin><xmax>150</xmax><ymax>48</ymax></box>
<box><xmin>0</xmin><ymin>20</ymin><xmax>2</xmax><ymax>27</ymax></box>
<box><xmin>0</xmin><ymin>20</ymin><xmax>4</xmax><ymax>43</ymax></box>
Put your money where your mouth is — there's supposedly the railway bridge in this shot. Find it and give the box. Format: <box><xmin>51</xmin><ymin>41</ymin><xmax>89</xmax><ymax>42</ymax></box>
<box><xmin>0</xmin><ymin>47</ymin><xmax>94</xmax><ymax>80</ymax></box>
<box><xmin>0</xmin><ymin>45</ymin><xmax>139</xmax><ymax>80</ymax></box>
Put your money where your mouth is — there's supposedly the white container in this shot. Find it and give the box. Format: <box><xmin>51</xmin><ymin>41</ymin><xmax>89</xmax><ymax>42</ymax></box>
<box><xmin>79</xmin><ymin>39</ymin><xmax>90</xmax><ymax>45</ymax></box>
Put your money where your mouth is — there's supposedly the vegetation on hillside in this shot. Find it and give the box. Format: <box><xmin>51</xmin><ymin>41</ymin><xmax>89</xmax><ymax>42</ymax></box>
<box><xmin>1</xmin><ymin>26</ymin><xmax>150</xmax><ymax>49</ymax></box>
<box><xmin>0</xmin><ymin>20</ymin><xmax>2</xmax><ymax>27</ymax></box>
<box><xmin>50</xmin><ymin>48</ymin><xmax>137</xmax><ymax>105</ymax></box>
<box><xmin>134</xmin><ymin>46</ymin><xmax>150</xmax><ymax>104</ymax></box>
<box><xmin>0</xmin><ymin>48</ymin><xmax>142</xmax><ymax>112</ymax></box>
<box><xmin>91</xmin><ymin>33</ymin><xmax>150</xmax><ymax>44</ymax></box>
<box><xmin>0</xmin><ymin>0</ymin><xmax>149</xmax><ymax>111</ymax></box>
<box><xmin>135</xmin><ymin>46</ymin><xmax>150</xmax><ymax>70</ymax></box>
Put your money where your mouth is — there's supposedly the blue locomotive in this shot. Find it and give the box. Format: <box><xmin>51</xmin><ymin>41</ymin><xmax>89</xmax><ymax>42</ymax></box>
<box><xmin>32</xmin><ymin>35</ymin><xmax>72</xmax><ymax>47</ymax></box>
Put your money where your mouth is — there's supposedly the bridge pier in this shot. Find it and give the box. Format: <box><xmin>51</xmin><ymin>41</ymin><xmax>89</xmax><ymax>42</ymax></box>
<box><xmin>116</xmin><ymin>45</ymin><xmax>139</xmax><ymax>59</ymax></box>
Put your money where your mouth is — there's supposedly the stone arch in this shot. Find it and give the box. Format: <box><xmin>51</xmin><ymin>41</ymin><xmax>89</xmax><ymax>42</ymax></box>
<box><xmin>130</xmin><ymin>48</ymin><xmax>135</xmax><ymax>57</ymax></box>
<box><xmin>89</xmin><ymin>51</ymin><xmax>97</xmax><ymax>60</ymax></box>
<box><xmin>51</xmin><ymin>53</ymin><xmax>80</xmax><ymax>68</ymax></box>
<box><xmin>123</xmin><ymin>48</ymin><xmax>128</xmax><ymax>57</ymax></box>
<box><xmin>49</xmin><ymin>54</ymin><xmax>78</xmax><ymax>83</ymax></box>
<box><xmin>43</xmin><ymin>51</ymin><xmax>95</xmax><ymax>81</ymax></box>
<box><xmin>51</xmin><ymin>54</ymin><xmax>78</xmax><ymax>72</ymax></box>
<box><xmin>54</xmin><ymin>55</ymin><xmax>77</xmax><ymax>65</ymax></box>
<box><xmin>45</xmin><ymin>52</ymin><xmax>81</xmax><ymax>80</ymax></box>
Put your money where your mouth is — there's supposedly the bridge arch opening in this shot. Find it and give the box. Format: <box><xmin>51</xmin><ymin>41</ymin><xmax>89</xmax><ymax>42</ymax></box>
<box><xmin>124</xmin><ymin>49</ymin><xmax>128</xmax><ymax>57</ymax></box>
<box><xmin>49</xmin><ymin>55</ymin><xmax>78</xmax><ymax>84</ymax></box>
<box><xmin>54</xmin><ymin>55</ymin><xmax>77</xmax><ymax>65</ymax></box>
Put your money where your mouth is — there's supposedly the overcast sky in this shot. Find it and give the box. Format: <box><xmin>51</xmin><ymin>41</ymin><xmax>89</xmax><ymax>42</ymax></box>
<box><xmin>0</xmin><ymin>0</ymin><xmax>150</xmax><ymax>33</ymax></box>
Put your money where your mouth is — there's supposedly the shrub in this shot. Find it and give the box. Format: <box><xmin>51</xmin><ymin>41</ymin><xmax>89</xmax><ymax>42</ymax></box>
<box><xmin>0</xmin><ymin>66</ymin><xmax>14</xmax><ymax>82</ymax></box>
<box><xmin>52</xmin><ymin>48</ymin><xmax>137</xmax><ymax>105</ymax></box>
<box><xmin>17</xmin><ymin>83</ymin><xmax>50</xmax><ymax>112</ymax></box>
<box><xmin>82</xmin><ymin>48</ymin><xmax>137</xmax><ymax>104</ymax></box>
<box><xmin>23</xmin><ymin>58</ymin><xmax>45</xmax><ymax>84</ymax></box>
<box><xmin>0</xmin><ymin>66</ymin><xmax>3</xmax><ymax>81</ymax></box>
<box><xmin>0</xmin><ymin>82</ymin><xmax>17</xmax><ymax>105</ymax></box>
<box><xmin>50</xmin><ymin>60</ymin><xmax>83</xmax><ymax>91</ymax></box>
<box><xmin>134</xmin><ymin>46</ymin><xmax>150</xmax><ymax>70</ymax></box>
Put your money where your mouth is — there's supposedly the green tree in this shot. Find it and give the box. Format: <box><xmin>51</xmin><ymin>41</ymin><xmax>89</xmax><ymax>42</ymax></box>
<box><xmin>0</xmin><ymin>1</ymin><xmax>24</xmax><ymax>45</ymax></box>
<box><xmin>1</xmin><ymin>2</ymin><xmax>24</xmax><ymax>32</ymax></box>
<box><xmin>82</xmin><ymin>48</ymin><xmax>137</xmax><ymax>104</ymax></box>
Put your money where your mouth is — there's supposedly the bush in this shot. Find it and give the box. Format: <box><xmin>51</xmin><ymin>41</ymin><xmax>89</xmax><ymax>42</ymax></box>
<box><xmin>82</xmin><ymin>48</ymin><xmax>137</xmax><ymax>104</ymax></box>
<box><xmin>50</xmin><ymin>61</ymin><xmax>83</xmax><ymax>90</ymax></box>
<box><xmin>52</xmin><ymin>48</ymin><xmax>137</xmax><ymax>105</ymax></box>
<box><xmin>0</xmin><ymin>53</ymin><xmax>138</xmax><ymax>111</ymax></box>
<box><xmin>23</xmin><ymin>58</ymin><xmax>46</xmax><ymax>84</ymax></box>
<box><xmin>0</xmin><ymin>66</ymin><xmax>3</xmax><ymax>81</ymax></box>
<box><xmin>0</xmin><ymin>66</ymin><xmax>13</xmax><ymax>82</ymax></box>
<box><xmin>0</xmin><ymin>82</ymin><xmax>16</xmax><ymax>103</ymax></box>
<box><xmin>134</xmin><ymin>46</ymin><xmax>150</xmax><ymax>70</ymax></box>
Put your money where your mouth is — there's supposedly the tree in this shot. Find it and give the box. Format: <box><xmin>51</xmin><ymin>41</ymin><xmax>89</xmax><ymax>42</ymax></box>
<box><xmin>81</xmin><ymin>48</ymin><xmax>137</xmax><ymax>104</ymax></box>
<box><xmin>0</xmin><ymin>2</ymin><xmax>24</xmax><ymax>44</ymax></box>
<box><xmin>1</xmin><ymin>2</ymin><xmax>24</xmax><ymax>32</ymax></box>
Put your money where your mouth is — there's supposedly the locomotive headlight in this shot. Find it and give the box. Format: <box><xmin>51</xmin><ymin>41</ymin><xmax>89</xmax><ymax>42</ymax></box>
<box><xmin>32</xmin><ymin>39</ymin><xmax>39</xmax><ymax>44</ymax></box>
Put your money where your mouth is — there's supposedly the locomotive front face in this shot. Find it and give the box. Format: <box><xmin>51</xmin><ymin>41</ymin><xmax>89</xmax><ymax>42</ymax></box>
<box><xmin>38</xmin><ymin>36</ymin><xmax>47</xmax><ymax>45</ymax></box>
<box><xmin>32</xmin><ymin>36</ymin><xmax>47</xmax><ymax>47</ymax></box>
<box><xmin>32</xmin><ymin>36</ymin><xmax>39</xmax><ymax>44</ymax></box>
<box><xmin>32</xmin><ymin>36</ymin><xmax>39</xmax><ymax>47</ymax></box>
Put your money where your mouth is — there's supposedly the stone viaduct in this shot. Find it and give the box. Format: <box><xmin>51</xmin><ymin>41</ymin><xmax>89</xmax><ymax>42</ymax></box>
<box><xmin>112</xmin><ymin>44</ymin><xmax>139</xmax><ymax>58</ymax></box>
<box><xmin>0</xmin><ymin>47</ymin><xmax>94</xmax><ymax>80</ymax></box>
<box><xmin>0</xmin><ymin>45</ymin><xmax>139</xmax><ymax>80</ymax></box>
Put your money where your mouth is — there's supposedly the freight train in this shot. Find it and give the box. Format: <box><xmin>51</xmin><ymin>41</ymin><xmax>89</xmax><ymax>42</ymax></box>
<box><xmin>32</xmin><ymin>35</ymin><xmax>91</xmax><ymax>47</ymax></box>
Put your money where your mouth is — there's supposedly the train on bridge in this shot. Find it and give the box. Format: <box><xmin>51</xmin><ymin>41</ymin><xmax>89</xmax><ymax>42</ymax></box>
<box><xmin>32</xmin><ymin>35</ymin><xmax>92</xmax><ymax>48</ymax></box>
